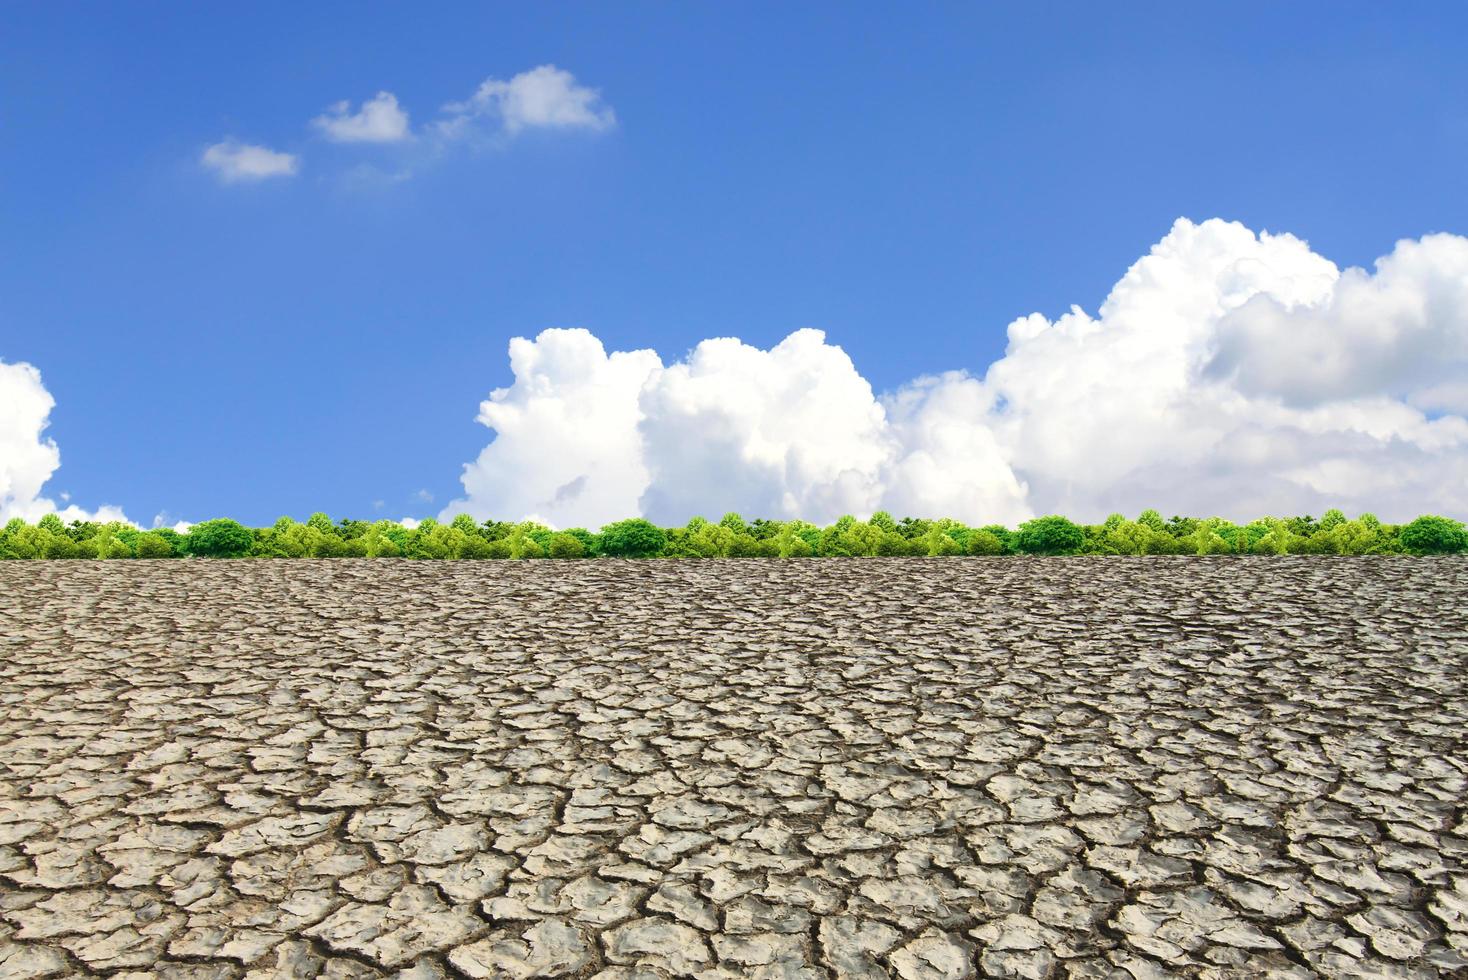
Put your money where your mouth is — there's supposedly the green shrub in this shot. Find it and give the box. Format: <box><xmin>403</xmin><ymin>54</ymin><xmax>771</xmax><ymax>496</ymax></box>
<box><xmin>718</xmin><ymin>512</ymin><xmax>749</xmax><ymax>536</ymax></box>
<box><xmin>185</xmin><ymin>519</ymin><xmax>254</xmax><ymax>558</ymax></box>
<box><xmin>966</xmin><ymin>530</ymin><xmax>1005</xmax><ymax>555</ymax></box>
<box><xmin>133</xmin><ymin>531</ymin><xmax>174</xmax><ymax>554</ymax></box>
<box><xmin>3</xmin><ymin>509</ymin><xmax>1465</xmax><ymax>561</ymax></box>
<box><xmin>1398</xmin><ymin>515</ymin><xmax>1468</xmax><ymax>555</ymax></box>
<box><xmin>598</xmin><ymin>519</ymin><xmax>667</xmax><ymax>558</ymax></box>
<box><xmin>450</xmin><ymin>514</ymin><xmax>483</xmax><ymax>537</ymax></box>
<box><xmin>726</xmin><ymin>533</ymin><xmax>765</xmax><ymax>558</ymax></box>
<box><xmin>1015</xmin><ymin>516</ymin><xmax>1084</xmax><ymax>555</ymax></box>
<box><xmin>42</xmin><ymin>533</ymin><xmax>79</xmax><ymax>558</ymax></box>
<box><xmin>549</xmin><ymin>533</ymin><xmax>586</xmax><ymax>559</ymax></box>
<box><xmin>456</xmin><ymin>536</ymin><xmax>491</xmax><ymax>559</ymax></box>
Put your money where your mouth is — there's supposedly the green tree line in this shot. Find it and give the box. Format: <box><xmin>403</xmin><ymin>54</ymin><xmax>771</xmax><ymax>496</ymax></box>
<box><xmin>2</xmin><ymin>509</ymin><xmax>1466</xmax><ymax>559</ymax></box>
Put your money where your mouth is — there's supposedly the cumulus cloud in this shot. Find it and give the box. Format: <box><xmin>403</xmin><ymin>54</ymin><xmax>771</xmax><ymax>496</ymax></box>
<box><xmin>1</xmin><ymin>359</ymin><xmax>130</xmax><ymax>524</ymax></box>
<box><xmin>312</xmin><ymin>91</ymin><xmax>411</xmax><ymax>143</ymax></box>
<box><xmin>446</xmin><ymin>219</ymin><xmax>1468</xmax><ymax>527</ymax></box>
<box><xmin>444</xmin><ymin>327</ymin><xmax>1027</xmax><ymax>528</ymax></box>
<box><xmin>1206</xmin><ymin>232</ymin><xmax>1468</xmax><ymax>409</ymax></box>
<box><xmin>438</xmin><ymin>65</ymin><xmax>615</xmax><ymax>140</ymax></box>
<box><xmin>981</xmin><ymin>219</ymin><xmax>1468</xmax><ymax>520</ymax></box>
<box><xmin>637</xmin><ymin>331</ymin><xmax>896</xmax><ymax>524</ymax></box>
<box><xmin>445</xmin><ymin>329</ymin><xmax>660</xmax><ymax>529</ymax></box>
<box><xmin>201</xmin><ymin>140</ymin><xmax>298</xmax><ymax>183</ymax></box>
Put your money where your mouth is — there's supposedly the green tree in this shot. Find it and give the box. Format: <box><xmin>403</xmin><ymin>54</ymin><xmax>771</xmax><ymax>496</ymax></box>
<box><xmin>450</xmin><ymin>514</ymin><xmax>483</xmax><ymax>538</ymax></box>
<box><xmin>897</xmin><ymin>517</ymin><xmax>932</xmax><ymax>539</ymax></box>
<box><xmin>1321</xmin><ymin>518</ymin><xmax>1391</xmax><ymax>555</ymax></box>
<box><xmin>870</xmin><ymin>511</ymin><xmax>898</xmax><ymax>534</ymax></box>
<box><xmin>360</xmin><ymin>524</ymin><xmax>403</xmax><ymax>558</ymax></box>
<box><xmin>1285</xmin><ymin>515</ymin><xmax>1318</xmax><ymax>537</ymax></box>
<box><xmin>481</xmin><ymin>519</ymin><xmax>514</xmax><ymax>541</ymax></box>
<box><xmin>976</xmin><ymin>525</ymin><xmax>1015</xmax><ymax>554</ymax></box>
<box><xmin>689</xmin><ymin>522</ymin><xmax>735</xmax><ymax>557</ymax></box>
<box><xmin>185</xmin><ymin>519</ymin><xmax>254</xmax><ymax>558</ymax></box>
<box><xmin>748</xmin><ymin>518</ymin><xmax>782</xmax><ymax>540</ymax></box>
<box><xmin>773</xmin><ymin>523</ymin><xmax>816</xmax><ymax>557</ymax></box>
<box><xmin>598</xmin><ymin>519</ymin><xmax>667</xmax><ymax>558</ymax></box>
<box><xmin>135</xmin><ymin>532</ymin><xmax>176</xmax><ymax>558</ymax></box>
<box><xmin>42</xmin><ymin>532</ymin><xmax>80</xmax><ymax>558</ymax></box>
<box><xmin>153</xmin><ymin>527</ymin><xmax>186</xmax><ymax>553</ymax></box>
<box><xmin>1014</xmin><ymin>516</ymin><xmax>1084</xmax><ymax>555</ymax></box>
<box><xmin>718</xmin><ymin>512</ymin><xmax>749</xmax><ymax>536</ymax></box>
<box><xmin>1398</xmin><ymin>515</ymin><xmax>1468</xmax><ymax>555</ymax></box>
<box><xmin>1166</xmin><ymin>515</ymin><xmax>1199</xmax><ymax>538</ymax></box>
<box><xmin>66</xmin><ymin>520</ymin><xmax>100</xmax><ymax>542</ymax></box>
<box><xmin>966</xmin><ymin>529</ymin><xmax>1005</xmax><ymax>555</ymax></box>
<box><xmin>549</xmin><ymin>533</ymin><xmax>586</xmax><ymax>559</ymax></box>
<box><xmin>1193</xmin><ymin>531</ymin><xmax>1233</xmax><ymax>555</ymax></box>
<box><xmin>336</xmin><ymin>518</ymin><xmax>370</xmax><ymax>541</ymax></box>
<box><xmin>727</xmin><ymin>533</ymin><xmax>777</xmax><ymax>557</ymax></box>
<box><xmin>923</xmin><ymin>530</ymin><xmax>963</xmax><ymax>556</ymax></box>
<box><xmin>561</xmin><ymin>528</ymin><xmax>597</xmax><ymax>553</ymax></box>
<box><xmin>876</xmin><ymin>532</ymin><xmax>916</xmax><ymax>556</ymax></box>
<box><xmin>459</xmin><ymin>536</ymin><xmax>494</xmax><ymax>559</ymax></box>
<box><xmin>1137</xmin><ymin>509</ymin><xmax>1168</xmax><ymax>534</ymax></box>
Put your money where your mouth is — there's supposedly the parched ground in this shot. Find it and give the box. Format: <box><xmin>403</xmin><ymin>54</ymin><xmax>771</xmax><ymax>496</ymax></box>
<box><xmin>1</xmin><ymin>559</ymin><xmax>1466</xmax><ymax>980</ymax></box>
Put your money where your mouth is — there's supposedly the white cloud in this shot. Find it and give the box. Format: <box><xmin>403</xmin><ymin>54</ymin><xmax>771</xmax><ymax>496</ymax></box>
<box><xmin>443</xmin><ymin>329</ymin><xmax>660</xmax><ymax>528</ymax></box>
<box><xmin>1206</xmin><ymin>232</ymin><xmax>1468</xmax><ymax>408</ymax></box>
<box><xmin>637</xmin><ymin>330</ymin><xmax>896</xmax><ymax>524</ymax></box>
<box><xmin>201</xmin><ymin>140</ymin><xmax>298</xmax><ymax>183</ymax></box>
<box><xmin>447</xmin><ymin>219</ymin><xmax>1468</xmax><ymax>527</ymax></box>
<box><xmin>444</xmin><ymin>328</ymin><xmax>1027</xmax><ymax>528</ymax></box>
<box><xmin>980</xmin><ymin>219</ymin><xmax>1468</xmax><ymax>520</ymax></box>
<box><xmin>1</xmin><ymin>359</ymin><xmax>131</xmax><ymax>524</ymax></box>
<box><xmin>879</xmin><ymin>372</ymin><xmax>1032</xmax><ymax>527</ymax></box>
<box><xmin>438</xmin><ymin>65</ymin><xmax>615</xmax><ymax>140</ymax></box>
<box><xmin>312</xmin><ymin>91</ymin><xmax>411</xmax><ymax>143</ymax></box>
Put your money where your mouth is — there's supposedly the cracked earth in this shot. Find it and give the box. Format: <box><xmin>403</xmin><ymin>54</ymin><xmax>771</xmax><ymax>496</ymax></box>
<box><xmin>1</xmin><ymin>558</ymin><xmax>1466</xmax><ymax>979</ymax></box>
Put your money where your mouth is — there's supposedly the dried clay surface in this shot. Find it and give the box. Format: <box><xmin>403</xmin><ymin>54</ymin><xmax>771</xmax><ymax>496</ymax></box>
<box><xmin>2</xmin><ymin>557</ymin><xmax>1466</xmax><ymax>979</ymax></box>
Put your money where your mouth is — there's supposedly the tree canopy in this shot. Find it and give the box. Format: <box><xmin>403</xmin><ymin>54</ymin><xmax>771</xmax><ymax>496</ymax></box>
<box><xmin>1</xmin><ymin>510</ymin><xmax>1463</xmax><ymax>560</ymax></box>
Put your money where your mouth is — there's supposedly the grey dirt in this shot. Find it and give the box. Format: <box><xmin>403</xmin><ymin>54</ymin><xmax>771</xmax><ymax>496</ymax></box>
<box><xmin>1</xmin><ymin>557</ymin><xmax>1466</xmax><ymax>979</ymax></box>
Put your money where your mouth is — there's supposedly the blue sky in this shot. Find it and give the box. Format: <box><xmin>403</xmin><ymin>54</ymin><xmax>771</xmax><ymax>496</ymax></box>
<box><xmin>3</xmin><ymin>4</ymin><xmax>1467</xmax><ymax>526</ymax></box>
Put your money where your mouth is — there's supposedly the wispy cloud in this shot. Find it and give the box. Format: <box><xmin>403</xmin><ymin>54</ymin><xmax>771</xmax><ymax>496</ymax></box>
<box><xmin>199</xmin><ymin>67</ymin><xmax>613</xmax><ymax>188</ymax></box>
<box><xmin>437</xmin><ymin>65</ymin><xmax>616</xmax><ymax>141</ymax></box>
<box><xmin>312</xmin><ymin>91</ymin><xmax>411</xmax><ymax>143</ymax></box>
<box><xmin>201</xmin><ymin>140</ymin><xmax>298</xmax><ymax>183</ymax></box>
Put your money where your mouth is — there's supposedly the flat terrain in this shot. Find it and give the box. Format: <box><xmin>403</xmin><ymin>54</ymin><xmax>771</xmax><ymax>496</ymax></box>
<box><xmin>1</xmin><ymin>558</ymin><xmax>1466</xmax><ymax>979</ymax></box>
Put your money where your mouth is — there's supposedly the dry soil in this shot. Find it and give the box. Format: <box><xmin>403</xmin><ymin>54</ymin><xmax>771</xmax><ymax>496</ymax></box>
<box><xmin>1</xmin><ymin>558</ymin><xmax>1465</xmax><ymax>978</ymax></box>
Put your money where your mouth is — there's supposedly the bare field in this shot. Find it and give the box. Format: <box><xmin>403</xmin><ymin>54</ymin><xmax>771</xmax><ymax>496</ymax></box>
<box><xmin>1</xmin><ymin>558</ymin><xmax>1466</xmax><ymax>978</ymax></box>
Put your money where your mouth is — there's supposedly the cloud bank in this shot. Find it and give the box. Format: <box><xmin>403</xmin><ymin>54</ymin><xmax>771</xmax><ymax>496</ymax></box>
<box><xmin>446</xmin><ymin>218</ymin><xmax>1468</xmax><ymax>527</ymax></box>
<box><xmin>201</xmin><ymin>141</ymin><xmax>299</xmax><ymax>183</ymax></box>
<box><xmin>0</xmin><ymin>360</ymin><xmax>129</xmax><ymax>524</ymax></box>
